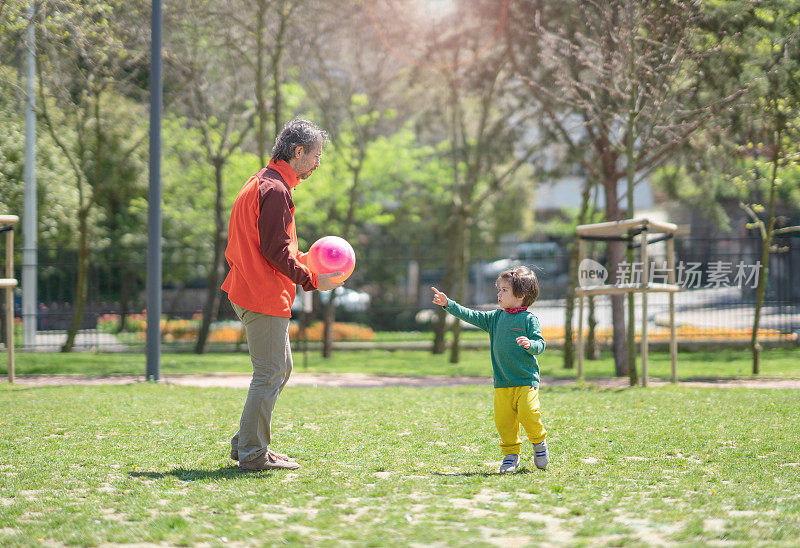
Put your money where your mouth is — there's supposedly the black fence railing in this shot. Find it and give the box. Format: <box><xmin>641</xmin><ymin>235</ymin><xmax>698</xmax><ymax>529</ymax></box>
<box><xmin>1</xmin><ymin>234</ymin><xmax>798</xmax><ymax>352</ymax></box>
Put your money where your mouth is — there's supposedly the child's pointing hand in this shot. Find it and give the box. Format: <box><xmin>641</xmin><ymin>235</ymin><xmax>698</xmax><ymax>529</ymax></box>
<box><xmin>431</xmin><ymin>286</ymin><xmax>448</xmax><ymax>307</ymax></box>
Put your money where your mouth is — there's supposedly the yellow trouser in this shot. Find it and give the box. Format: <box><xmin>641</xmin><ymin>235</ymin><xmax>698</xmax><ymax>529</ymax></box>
<box><xmin>494</xmin><ymin>386</ymin><xmax>547</xmax><ymax>455</ymax></box>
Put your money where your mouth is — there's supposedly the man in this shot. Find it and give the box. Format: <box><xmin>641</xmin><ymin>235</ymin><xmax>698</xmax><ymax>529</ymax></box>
<box><xmin>222</xmin><ymin>119</ymin><xmax>342</xmax><ymax>471</ymax></box>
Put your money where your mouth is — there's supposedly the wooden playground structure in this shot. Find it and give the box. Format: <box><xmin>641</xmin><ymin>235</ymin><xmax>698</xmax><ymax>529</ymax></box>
<box><xmin>575</xmin><ymin>218</ymin><xmax>680</xmax><ymax>386</ymax></box>
<box><xmin>1</xmin><ymin>215</ymin><xmax>18</xmax><ymax>383</ymax></box>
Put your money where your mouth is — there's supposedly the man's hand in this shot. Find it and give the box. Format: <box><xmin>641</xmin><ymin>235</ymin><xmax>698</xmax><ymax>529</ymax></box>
<box><xmin>317</xmin><ymin>272</ymin><xmax>344</xmax><ymax>291</ymax></box>
<box><xmin>431</xmin><ymin>286</ymin><xmax>448</xmax><ymax>307</ymax></box>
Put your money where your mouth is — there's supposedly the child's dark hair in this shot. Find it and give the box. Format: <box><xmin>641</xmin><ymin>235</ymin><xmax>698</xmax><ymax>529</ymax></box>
<box><xmin>496</xmin><ymin>266</ymin><xmax>540</xmax><ymax>307</ymax></box>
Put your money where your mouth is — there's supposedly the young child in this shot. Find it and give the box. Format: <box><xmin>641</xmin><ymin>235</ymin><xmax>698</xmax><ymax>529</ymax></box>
<box><xmin>431</xmin><ymin>266</ymin><xmax>549</xmax><ymax>473</ymax></box>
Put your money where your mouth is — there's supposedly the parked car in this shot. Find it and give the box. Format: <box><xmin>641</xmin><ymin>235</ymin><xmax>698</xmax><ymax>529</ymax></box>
<box><xmin>474</xmin><ymin>242</ymin><xmax>568</xmax><ymax>304</ymax></box>
<box><xmin>292</xmin><ymin>287</ymin><xmax>370</xmax><ymax>313</ymax></box>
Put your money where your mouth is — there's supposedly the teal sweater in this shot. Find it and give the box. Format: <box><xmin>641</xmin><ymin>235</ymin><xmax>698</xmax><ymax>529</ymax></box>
<box><xmin>444</xmin><ymin>299</ymin><xmax>546</xmax><ymax>388</ymax></box>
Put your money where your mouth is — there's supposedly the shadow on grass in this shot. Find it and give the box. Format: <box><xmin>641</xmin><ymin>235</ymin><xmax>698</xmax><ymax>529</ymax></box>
<box><xmin>433</xmin><ymin>467</ymin><xmax>539</xmax><ymax>478</ymax></box>
<box><xmin>130</xmin><ymin>466</ymin><xmax>259</xmax><ymax>481</ymax></box>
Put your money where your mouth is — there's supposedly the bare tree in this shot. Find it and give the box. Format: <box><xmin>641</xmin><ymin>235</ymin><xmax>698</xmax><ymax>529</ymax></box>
<box><xmin>165</xmin><ymin>0</ymin><xmax>255</xmax><ymax>353</ymax></box>
<box><xmin>511</xmin><ymin>0</ymin><xmax>743</xmax><ymax>380</ymax></box>
<box><xmin>300</xmin><ymin>0</ymin><xmax>412</xmax><ymax>357</ymax></box>
<box><xmin>632</xmin><ymin>0</ymin><xmax>800</xmax><ymax>375</ymax></box>
<box><xmin>387</xmin><ymin>0</ymin><xmax>543</xmax><ymax>363</ymax></box>
<box><xmin>214</xmin><ymin>0</ymin><xmax>299</xmax><ymax>166</ymax></box>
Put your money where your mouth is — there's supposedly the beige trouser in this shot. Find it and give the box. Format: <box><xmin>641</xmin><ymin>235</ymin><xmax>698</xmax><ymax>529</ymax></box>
<box><xmin>230</xmin><ymin>302</ymin><xmax>293</xmax><ymax>464</ymax></box>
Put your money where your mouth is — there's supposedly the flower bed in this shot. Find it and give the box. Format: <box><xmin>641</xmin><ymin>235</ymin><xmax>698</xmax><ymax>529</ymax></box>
<box><xmin>96</xmin><ymin>313</ymin><xmax>375</xmax><ymax>343</ymax></box>
<box><xmin>95</xmin><ymin>313</ymin><xmax>788</xmax><ymax>345</ymax></box>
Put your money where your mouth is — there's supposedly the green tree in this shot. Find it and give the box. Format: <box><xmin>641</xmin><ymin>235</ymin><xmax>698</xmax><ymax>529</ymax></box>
<box><xmin>165</xmin><ymin>0</ymin><xmax>256</xmax><ymax>353</ymax></box>
<box><xmin>0</xmin><ymin>67</ymin><xmax>80</xmax><ymax>251</ymax></box>
<box><xmin>730</xmin><ymin>2</ymin><xmax>800</xmax><ymax>372</ymax></box>
<box><xmin>35</xmin><ymin>0</ymin><xmax>148</xmax><ymax>351</ymax></box>
<box><xmin>138</xmin><ymin>114</ymin><xmax>260</xmax><ymax>320</ymax></box>
<box><xmin>299</xmin><ymin>0</ymin><xmax>435</xmax><ymax>356</ymax></box>
<box><xmin>658</xmin><ymin>0</ymin><xmax>800</xmax><ymax>373</ymax></box>
<box><xmin>292</xmin><ymin>122</ymin><xmax>451</xmax><ymax>339</ymax></box>
<box><xmin>372</xmin><ymin>0</ymin><xmax>542</xmax><ymax>363</ymax></box>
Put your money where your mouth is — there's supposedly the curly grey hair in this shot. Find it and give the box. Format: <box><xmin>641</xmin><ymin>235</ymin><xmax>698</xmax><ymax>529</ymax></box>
<box><xmin>270</xmin><ymin>118</ymin><xmax>327</xmax><ymax>162</ymax></box>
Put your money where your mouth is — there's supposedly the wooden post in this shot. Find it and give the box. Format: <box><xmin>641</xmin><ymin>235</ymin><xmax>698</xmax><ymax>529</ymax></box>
<box><xmin>576</xmin><ymin>237</ymin><xmax>586</xmax><ymax>381</ymax></box>
<box><xmin>640</xmin><ymin>226</ymin><xmax>649</xmax><ymax>387</ymax></box>
<box><xmin>577</xmin><ymin>294</ymin><xmax>584</xmax><ymax>381</ymax></box>
<box><xmin>667</xmin><ymin>235</ymin><xmax>677</xmax><ymax>383</ymax></box>
<box><xmin>4</xmin><ymin>221</ymin><xmax>14</xmax><ymax>383</ymax></box>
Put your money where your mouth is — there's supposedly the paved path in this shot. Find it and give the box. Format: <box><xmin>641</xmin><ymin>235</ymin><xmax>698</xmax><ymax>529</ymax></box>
<box><xmin>8</xmin><ymin>372</ymin><xmax>800</xmax><ymax>389</ymax></box>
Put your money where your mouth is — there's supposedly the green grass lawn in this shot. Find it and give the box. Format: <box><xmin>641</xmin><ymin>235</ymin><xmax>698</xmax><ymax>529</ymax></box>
<box><xmin>4</xmin><ymin>346</ymin><xmax>799</xmax><ymax>380</ymax></box>
<box><xmin>1</xmin><ymin>382</ymin><xmax>798</xmax><ymax>546</ymax></box>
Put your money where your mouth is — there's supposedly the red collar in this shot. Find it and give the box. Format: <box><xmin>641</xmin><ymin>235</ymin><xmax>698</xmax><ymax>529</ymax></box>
<box><xmin>267</xmin><ymin>159</ymin><xmax>300</xmax><ymax>189</ymax></box>
<box><xmin>504</xmin><ymin>307</ymin><xmax>528</xmax><ymax>314</ymax></box>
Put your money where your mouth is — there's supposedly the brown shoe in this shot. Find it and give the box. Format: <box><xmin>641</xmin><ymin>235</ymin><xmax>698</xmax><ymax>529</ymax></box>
<box><xmin>230</xmin><ymin>446</ymin><xmax>292</xmax><ymax>463</ymax></box>
<box><xmin>239</xmin><ymin>452</ymin><xmax>300</xmax><ymax>471</ymax></box>
<box><xmin>267</xmin><ymin>449</ymin><xmax>292</xmax><ymax>462</ymax></box>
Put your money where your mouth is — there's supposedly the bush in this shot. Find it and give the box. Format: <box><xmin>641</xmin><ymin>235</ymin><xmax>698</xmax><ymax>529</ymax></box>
<box><xmin>291</xmin><ymin>321</ymin><xmax>375</xmax><ymax>341</ymax></box>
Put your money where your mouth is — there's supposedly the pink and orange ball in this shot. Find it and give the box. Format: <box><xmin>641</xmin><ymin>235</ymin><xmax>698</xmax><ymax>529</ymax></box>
<box><xmin>307</xmin><ymin>236</ymin><xmax>356</xmax><ymax>284</ymax></box>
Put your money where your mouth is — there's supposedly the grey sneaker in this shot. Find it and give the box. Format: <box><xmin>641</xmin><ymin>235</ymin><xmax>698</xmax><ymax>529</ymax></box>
<box><xmin>499</xmin><ymin>454</ymin><xmax>520</xmax><ymax>473</ymax></box>
<box><xmin>533</xmin><ymin>440</ymin><xmax>549</xmax><ymax>469</ymax></box>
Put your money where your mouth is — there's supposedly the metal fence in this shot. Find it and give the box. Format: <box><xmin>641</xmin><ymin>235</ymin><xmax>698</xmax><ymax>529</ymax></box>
<box><xmin>1</xmin><ymin>234</ymin><xmax>798</xmax><ymax>352</ymax></box>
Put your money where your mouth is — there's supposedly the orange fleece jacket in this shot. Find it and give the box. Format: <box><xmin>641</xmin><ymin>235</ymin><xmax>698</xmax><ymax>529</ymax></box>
<box><xmin>221</xmin><ymin>160</ymin><xmax>318</xmax><ymax>317</ymax></box>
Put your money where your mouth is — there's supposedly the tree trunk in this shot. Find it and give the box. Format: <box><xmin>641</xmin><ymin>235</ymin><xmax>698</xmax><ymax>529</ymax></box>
<box><xmin>322</xmin><ymin>293</ymin><xmax>336</xmax><ymax>358</ymax></box>
<box><xmin>609</xmin><ymin>251</ymin><xmax>628</xmax><ymax>376</ymax></box>
<box><xmin>601</xmin><ymin>166</ymin><xmax>628</xmax><ymax>376</ymax></box>
<box><xmin>63</xmin><ymin>89</ymin><xmax>101</xmax><ymax>353</ymax></box>
<box><xmin>195</xmin><ymin>160</ymin><xmax>227</xmax><ymax>354</ymax></box>
<box><xmin>432</xmin><ymin>299</ymin><xmax>449</xmax><ymax>353</ymax></box>
<box><xmin>563</xmin><ymin>244</ymin><xmax>577</xmax><ymax>369</ymax></box>
<box><xmin>320</xmin><ymin>139</ymin><xmax>366</xmax><ymax>359</ymax></box>
<box><xmin>62</xmin><ymin>208</ymin><xmax>90</xmax><ymax>352</ymax></box>
<box><xmin>195</xmin><ymin>245</ymin><xmax>224</xmax><ymax>354</ymax></box>
<box><xmin>272</xmin><ymin>4</ymin><xmax>288</xmax><ymax>142</ymax></box>
<box><xmin>625</xmin><ymin>235</ymin><xmax>638</xmax><ymax>385</ymax></box>
<box><xmin>255</xmin><ymin>8</ymin><xmax>267</xmax><ymax>166</ymax></box>
<box><xmin>586</xmin><ymin>294</ymin><xmax>600</xmax><ymax>360</ymax></box>
<box><xmin>624</xmin><ymin>12</ymin><xmax>638</xmax><ymax>386</ymax></box>
<box><xmin>585</xmin><ymin>241</ymin><xmax>600</xmax><ymax>360</ymax></box>
<box><xmin>449</xmin><ymin>215</ymin><xmax>470</xmax><ymax>364</ymax></box>
<box><xmin>116</xmin><ymin>266</ymin><xmax>131</xmax><ymax>334</ymax></box>
<box><xmin>564</xmin><ymin>176</ymin><xmax>595</xmax><ymax>369</ymax></box>
<box><xmin>432</xmin><ymin>222</ymin><xmax>459</xmax><ymax>355</ymax></box>
<box><xmin>751</xmin><ymin>126</ymin><xmax>781</xmax><ymax>374</ymax></box>
<box><xmin>751</xmin><ymin>234</ymin><xmax>770</xmax><ymax>375</ymax></box>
